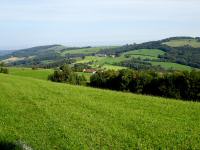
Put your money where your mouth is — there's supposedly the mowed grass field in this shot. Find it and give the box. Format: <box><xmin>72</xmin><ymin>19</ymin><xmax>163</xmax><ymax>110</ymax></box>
<box><xmin>151</xmin><ymin>62</ymin><xmax>193</xmax><ymax>71</ymax></box>
<box><xmin>61</xmin><ymin>46</ymin><xmax>118</xmax><ymax>56</ymax></box>
<box><xmin>122</xmin><ymin>49</ymin><xmax>165</xmax><ymax>60</ymax></box>
<box><xmin>163</xmin><ymin>39</ymin><xmax>200</xmax><ymax>48</ymax></box>
<box><xmin>9</xmin><ymin>67</ymin><xmax>53</xmax><ymax>80</ymax></box>
<box><xmin>0</xmin><ymin>73</ymin><xmax>200</xmax><ymax>149</ymax></box>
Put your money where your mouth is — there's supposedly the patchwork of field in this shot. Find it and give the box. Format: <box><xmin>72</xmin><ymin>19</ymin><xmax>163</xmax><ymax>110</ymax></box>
<box><xmin>77</xmin><ymin>49</ymin><xmax>163</xmax><ymax>64</ymax></box>
<box><xmin>0</xmin><ymin>74</ymin><xmax>200</xmax><ymax>149</ymax></box>
<box><xmin>163</xmin><ymin>39</ymin><xmax>200</xmax><ymax>48</ymax></box>
<box><xmin>76</xmin><ymin>49</ymin><xmax>194</xmax><ymax>71</ymax></box>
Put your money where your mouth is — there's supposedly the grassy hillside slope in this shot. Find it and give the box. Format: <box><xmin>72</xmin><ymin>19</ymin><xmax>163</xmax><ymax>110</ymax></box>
<box><xmin>77</xmin><ymin>49</ymin><xmax>192</xmax><ymax>71</ymax></box>
<box><xmin>0</xmin><ymin>74</ymin><xmax>200</xmax><ymax>149</ymax></box>
<box><xmin>151</xmin><ymin>62</ymin><xmax>193</xmax><ymax>71</ymax></box>
<box><xmin>122</xmin><ymin>49</ymin><xmax>165</xmax><ymax>60</ymax></box>
<box><xmin>163</xmin><ymin>39</ymin><xmax>200</xmax><ymax>48</ymax></box>
<box><xmin>9</xmin><ymin>67</ymin><xmax>53</xmax><ymax>80</ymax></box>
<box><xmin>61</xmin><ymin>47</ymin><xmax>103</xmax><ymax>55</ymax></box>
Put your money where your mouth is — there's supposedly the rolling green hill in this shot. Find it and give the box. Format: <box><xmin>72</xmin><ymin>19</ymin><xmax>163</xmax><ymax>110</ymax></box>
<box><xmin>151</xmin><ymin>62</ymin><xmax>193</xmax><ymax>71</ymax></box>
<box><xmin>61</xmin><ymin>46</ymin><xmax>118</xmax><ymax>55</ymax></box>
<box><xmin>61</xmin><ymin>47</ymin><xmax>105</xmax><ymax>55</ymax></box>
<box><xmin>163</xmin><ymin>38</ymin><xmax>200</xmax><ymax>48</ymax></box>
<box><xmin>123</xmin><ymin>49</ymin><xmax>165</xmax><ymax>60</ymax></box>
<box><xmin>77</xmin><ymin>49</ymin><xmax>192</xmax><ymax>71</ymax></box>
<box><xmin>0</xmin><ymin>74</ymin><xmax>200</xmax><ymax>149</ymax></box>
<box><xmin>1</xmin><ymin>37</ymin><xmax>200</xmax><ymax>71</ymax></box>
<box><xmin>77</xmin><ymin>49</ymin><xmax>164</xmax><ymax>65</ymax></box>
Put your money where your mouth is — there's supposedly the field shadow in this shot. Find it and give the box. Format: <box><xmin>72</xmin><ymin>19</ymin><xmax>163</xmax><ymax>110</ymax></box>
<box><xmin>0</xmin><ymin>141</ymin><xmax>21</xmax><ymax>150</ymax></box>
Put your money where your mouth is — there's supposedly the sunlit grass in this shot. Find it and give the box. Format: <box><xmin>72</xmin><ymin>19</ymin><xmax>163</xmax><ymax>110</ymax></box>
<box><xmin>0</xmin><ymin>74</ymin><xmax>200</xmax><ymax>149</ymax></box>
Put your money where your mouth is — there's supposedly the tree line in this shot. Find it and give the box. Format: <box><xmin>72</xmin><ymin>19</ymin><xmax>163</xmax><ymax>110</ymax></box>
<box><xmin>90</xmin><ymin>69</ymin><xmax>200</xmax><ymax>101</ymax></box>
<box><xmin>46</xmin><ymin>64</ymin><xmax>200</xmax><ymax>101</ymax></box>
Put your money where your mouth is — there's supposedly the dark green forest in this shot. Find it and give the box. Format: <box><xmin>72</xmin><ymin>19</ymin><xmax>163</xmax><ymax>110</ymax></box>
<box><xmin>90</xmin><ymin>69</ymin><xmax>200</xmax><ymax>101</ymax></box>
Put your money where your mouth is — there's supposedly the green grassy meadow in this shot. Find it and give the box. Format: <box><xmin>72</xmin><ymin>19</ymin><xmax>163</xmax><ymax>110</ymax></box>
<box><xmin>77</xmin><ymin>49</ymin><xmax>164</xmax><ymax>66</ymax></box>
<box><xmin>122</xmin><ymin>49</ymin><xmax>165</xmax><ymax>60</ymax></box>
<box><xmin>76</xmin><ymin>49</ymin><xmax>194</xmax><ymax>71</ymax></box>
<box><xmin>61</xmin><ymin>47</ymin><xmax>102</xmax><ymax>55</ymax></box>
<box><xmin>61</xmin><ymin>46</ymin><xmax>118</xmax><ymax>56</ymax></box>
<box><xmin>163</xmin><ymin>39</ymin><xmax>200</xmax><ymax>48</ymax></box>
<box><xmin>9</xmin><ymin>67</ymin><xmax>53</xmax><ymax>80</ymax></box>
<box><xmin>0</xmin><ymin>73</ymin><xmax>200</xmax><ymax>149</ymax></box>
<box><xmin>151</xmin><ymin>62</ymin><xmax>193</xmax><ymax>71</ymax></box>
<box><xmin>100</xmin><ymin>64</ymin><xmax>127</xmax><ymax>70</ymax></box>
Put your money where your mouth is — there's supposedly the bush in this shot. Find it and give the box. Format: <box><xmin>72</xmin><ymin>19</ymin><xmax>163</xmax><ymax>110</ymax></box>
<box><xmin>32</xmin><ymin>66</ymin><xmax>38</xmax><ymax>70</ymax></box>
<box><xmin>48</xmin><ymin>64</ymin><xmax>86</xmax><ymax>85</ymax></box>
<box><xmin>0</xmin><ymin>67</ymin><xmax>9</xmax><ymax>74</ymax></box>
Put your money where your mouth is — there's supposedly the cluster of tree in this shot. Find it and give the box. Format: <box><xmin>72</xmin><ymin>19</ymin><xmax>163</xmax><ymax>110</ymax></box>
<box><xmin>48</xmin><ymin>64</ymin><xmax>86</xmax><ymax>85</ymax></box>
<box><xmin>159</xmin><ymin>46</ymin><xmax>200</xmax><ymax>68</ymax></box>
<box><xmin>9</xmin><ymin>57</ymin><xmax>76</xmax><ymax>69</ymax></box>
<box><xmin>72</xmin><ymin>63</ymin><xmax>91</xmax><ymax>72</ymax></box>
<box><xmin>117</xmin><ymin>58</ymin><xmax>165</xmax><ymax>71</ymax></box>
<box><xmin>90</xmin><ymin>69</ymin><xmax>200</xmax><ymax>101</ymax></box>
<box><xmin>0</xmin><ymin>62</ymin><xmax>8</xmax><ymax>74</ymax></box>
<box><xmin>161</xmin><ymin>36</ymin><xmax>196</xmax><ymax>42</ymax></box>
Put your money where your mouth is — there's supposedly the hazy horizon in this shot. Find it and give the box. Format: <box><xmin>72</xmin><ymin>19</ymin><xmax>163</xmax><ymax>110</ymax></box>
<box><xmin>0</xmin><ymin>0</ymin><xmax>200</xmax><ymax>50</ymax></box>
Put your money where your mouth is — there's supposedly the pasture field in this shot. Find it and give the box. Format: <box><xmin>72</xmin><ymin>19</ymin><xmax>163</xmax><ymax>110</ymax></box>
<box><xmin>163</xmin><ymin>39</ymin><xmax>200</xmax><ymax>48</ymax></box>
<box><xmin>97</xmin><ymin>49</ymin><xmax>165</xmax><ymax>64</ymax></box>
<box><xmin>9</xmin><ymin>67</ymin><xmax>92</xmax><ymax>82</ymax></box>
<box><xmin>151</xmin><ymin>62</ymin><xmax>193</xmax><ymax>71</ymax></box>
<box><xmin>61</xmin><ymin>46</ymin><xmax>118</xmax><ymax>56</ymax></box>
<box><xmin>61</xmin><ymin>47</ymin><xmax>102</xmax><ymax>55</ymax></box>
<box><xmin>9</xmin><ymin>67</ymin><xmax>53</xmax><ymax>80</ymax></box>
<box><xmin>0</xmin><ymin>74</ymin><xmax>200</xmax><ymax>149</ymax></box>
<box><xmin>75</xmin><ymin>49</ymin><xmax>195</xmax><ymax>71</ymax></box>
<box><xmin>100</xmin><ymin>64</ymin><xmax>127</xmax><ymax>70</ymax></box>
<box><xmin>122</xmin><ymin>49</ymin><xmax>165</xmax><ymax>60</ymax></box>
<box><xmin>76</xmin><ymin>56</ymin><xmax>127</xmax><ymax>70</ymax></box>
<box><xmin>77</xmin><ymin>49</ymin><xmax>165</xmax><ymax>66</ymax></box>
<box><xmin>76</xmin><ymin>56</ymin><xmax>104</xmax><ymax>64</ymax></box>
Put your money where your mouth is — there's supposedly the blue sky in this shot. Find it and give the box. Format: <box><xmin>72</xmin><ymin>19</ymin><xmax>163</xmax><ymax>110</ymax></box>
<box><xmin>0</xmin><ymin>0</ymin><xmax>200</xmax><ymax>49</ymax></box>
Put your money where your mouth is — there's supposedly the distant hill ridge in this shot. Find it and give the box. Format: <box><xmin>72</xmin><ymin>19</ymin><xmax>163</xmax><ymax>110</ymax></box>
<box><xmin>0</xmin><ymin>36</ymin><xmax>200</xmax><ymax>69</ymax></box>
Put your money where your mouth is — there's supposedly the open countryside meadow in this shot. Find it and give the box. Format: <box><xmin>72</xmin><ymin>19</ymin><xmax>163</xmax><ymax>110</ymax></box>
<box><xmin>9</xmin><ymin>67</ymin><xmax>53</xmax><ymax>80</ymax></box>
<box><xmin>1</xmin><ymin>72</ymin><xmax>200</xmax><ymax>149</ymax></box>
<box><xmin>163</xmin><ymin>38</ymin><xmax>200</xmax><ymax>48</ymax></box>
<box><xmin>1</xmin><ymin>0</ymin><xmax>200</xmax><ymax>148</ymax></box>
<box><xmin>1</xmin><ymin>37</ymin><xmax>200</xmax><ymax>149</ymax></box>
